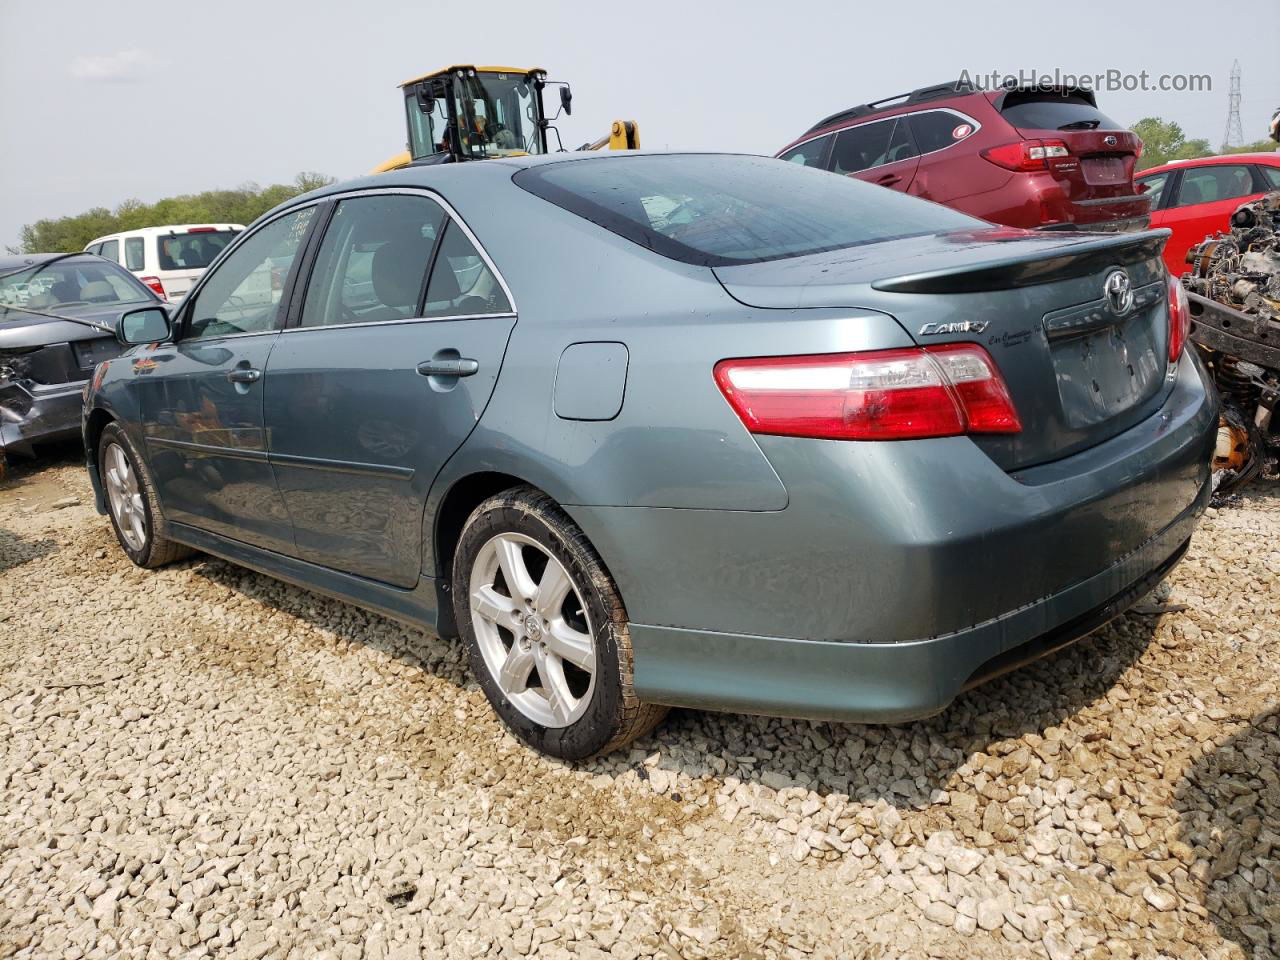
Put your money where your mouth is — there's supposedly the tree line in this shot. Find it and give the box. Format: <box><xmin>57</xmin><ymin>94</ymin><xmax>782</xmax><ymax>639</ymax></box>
<box><xmin>14</xmin><ymin>173</ymin><xmax>335</xmax><ymax>254</ymax></box>
<box><xmin>1133</xmin><ymin>117</ymin><xmax>1275</xmax><ymax>171</ymax></box>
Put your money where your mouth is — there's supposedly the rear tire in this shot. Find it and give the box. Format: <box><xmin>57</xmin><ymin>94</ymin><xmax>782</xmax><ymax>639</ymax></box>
<box><xmin>98</xmin><ymin>422</ymin><xmax>193</xmax><ymax>569</ymax></box>
<box><xmin>452</xmin><ymin>486</ymin><xmax>667</xmax><ymax>760</ymax></box>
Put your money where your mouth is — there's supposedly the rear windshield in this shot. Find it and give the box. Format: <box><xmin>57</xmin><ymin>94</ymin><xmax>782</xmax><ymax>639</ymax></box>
<box><xmin>156</xmin><ymin>230</ymin><xmax>239</xmax><ymax>270</ymax></box>
<box><xmin>513</xmin><ymin>154</ymin><xmax>981</xmax><ymax>267</ymax></box>
<box><xmin>999</xmin><ymin>91</ymin><xmax>1121</xmax><ymax>132</ymax></box>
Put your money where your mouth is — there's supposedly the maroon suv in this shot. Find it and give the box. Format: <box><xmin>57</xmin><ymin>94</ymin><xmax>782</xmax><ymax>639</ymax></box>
<box><xmin>776</xmin><ymin>82</ymin><xmax>1149</xmax><ymax>231</ymax></box>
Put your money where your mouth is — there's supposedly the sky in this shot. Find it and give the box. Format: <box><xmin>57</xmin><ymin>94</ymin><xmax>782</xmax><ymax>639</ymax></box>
<box><xmin>1</xmin><ymin>0</ymin><xmax>1276</xmax><ymax>249</ymax></box>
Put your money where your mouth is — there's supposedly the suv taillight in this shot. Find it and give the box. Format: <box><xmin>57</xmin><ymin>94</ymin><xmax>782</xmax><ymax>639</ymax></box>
<box><xmin>140</xmin><ymin>276</ymin><xmax>167</xmax><ymax>299</ymax></box>
<box><xmin>1168</xmin><ymin>274</ymin><xmax>1190</xmax><ymax>364</ymax></box>
<box><xmin>980</xmin><ymin>139</ymin><xmax>1071</xmax><ymax>172</ymax></box>
<box><xmin>714</xmin><ymin>344</ymin><xmax>1022</xmax><ymax>441</ymax></box>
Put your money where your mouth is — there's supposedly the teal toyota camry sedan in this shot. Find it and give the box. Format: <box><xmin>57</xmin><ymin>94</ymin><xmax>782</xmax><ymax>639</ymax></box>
<box><xmin>83</xmin><ymin>152</ymin><xmax>1216</xmax><ymax>759</ymax></box>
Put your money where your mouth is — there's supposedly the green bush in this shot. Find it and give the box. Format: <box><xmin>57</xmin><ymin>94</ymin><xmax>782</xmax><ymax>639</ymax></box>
<box><xmin>16</xmin><ymin>172</ymin><xmax>334</xmax><ymax>254</ymax></box>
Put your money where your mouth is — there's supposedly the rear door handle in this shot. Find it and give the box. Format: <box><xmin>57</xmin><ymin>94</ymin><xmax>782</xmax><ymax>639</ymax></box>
<box><xmin>416</xmin><ymin>358</ymin><xmax>479</xmax><ymax>378</ymax></box>
<box><xmin>227</xmin><ymin>368</ymin><xmax>261</xmax><ymax>383</ymax></box>
<box><xmin>875</xmin><ymin>173</ymin><xmax>902</xmax><ymax>186</ymax></box>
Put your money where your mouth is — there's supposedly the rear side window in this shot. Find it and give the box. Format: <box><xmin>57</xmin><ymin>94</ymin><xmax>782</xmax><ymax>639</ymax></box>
<box><xmin>1173</xmin><ymin>165</ymin><xmax>1257</xmax><ymax>207</ymax></box>
<box><xmin>100</xmin><ymin>239</ymin><xmax>119</xmax><ymax>263</ymax></box>
<box><xmin>513</xmin><ymin>154</ymin><xmax>981</xmax><ymax>267</ymax></box>
<box><xmin>124</xmin><ymin>237</ymin><xmax>145</xmax><ymax>271</ymax></box>
<box><xmin>830</xmin><ymin>119</ymin><xmax>915</xmax><ymax>175</ymax></box>
<box><xmin>1000</xmin><ymin>91</ymin><xmax>1120</xmax><ymax>132</ymax></box>
<box><xmin>424</xmin><ymin>222</ymin><xmax>511</xmax><ymax>317</ymax></box>
<box><xmin>909</xmin><ymin>110</ymin><xmax>978</xmax><ymax>154</ymax></box>
<box><xmin>778</xmin><ymin>135</ymin><xmax>832</xmax><ymax>168</ymax></box>
<box><xmin>1135</xmin><ymin>171</ymin><xmax>1170</xmax><ymax>208</ymax></box>
<box><xmin>300</xmin><ymin>194</ymin><xmax>445</xmax><ymax>327</ymax></box>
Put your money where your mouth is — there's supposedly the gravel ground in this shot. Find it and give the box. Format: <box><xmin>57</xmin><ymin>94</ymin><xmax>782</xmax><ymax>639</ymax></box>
<box><xmin>1</xmin><ymin>453</ymin><xmax>1277</xmax><ymax>960</ymax></box>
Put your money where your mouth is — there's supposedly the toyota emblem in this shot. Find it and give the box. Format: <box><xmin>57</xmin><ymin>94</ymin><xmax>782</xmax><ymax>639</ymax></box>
<box><xmin>1104</xmin><ymin>135</ymin><xmax>1118</xmax><ymax>146</ymax></box>
<box><xmin>1104</xmin><ymin>270</ymin><xmax>1134</xmax><ymax>315</ymax></box>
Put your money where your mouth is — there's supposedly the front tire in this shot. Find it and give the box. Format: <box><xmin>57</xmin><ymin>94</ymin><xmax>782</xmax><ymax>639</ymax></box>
<box><xmin>98</xmin><ymin>422</ymin><xmax>192</xmax><ymax>569</ymax></box>
<box><xmin>452</xmin><ymin>486</ymin><xmax>667</xmax><ymax>760</ymax></box>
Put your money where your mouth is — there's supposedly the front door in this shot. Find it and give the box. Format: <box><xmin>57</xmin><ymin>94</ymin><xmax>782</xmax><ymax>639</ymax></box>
<box><xmin>262</xmin><ymin>191</ymin><xmax>516</xmax><ymax>587</ymax></box>
<box><xmin>140</xmin><ymin>206</ymin><xmax>317</xmax><ymax>553</ymax></box>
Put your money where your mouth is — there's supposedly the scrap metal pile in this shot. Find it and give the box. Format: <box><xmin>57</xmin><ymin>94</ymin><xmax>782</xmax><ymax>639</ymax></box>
<box><xmin>1183</xmin><ymin>191</ymin><xmax>1280</xmax><ymax>494</ymax></box>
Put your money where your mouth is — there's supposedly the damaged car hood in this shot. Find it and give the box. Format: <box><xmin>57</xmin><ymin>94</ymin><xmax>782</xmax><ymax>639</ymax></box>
<box><xmin>0</xmin><ymin>303</ymin><xmax>126</xmax><ymax>348</ymax></box>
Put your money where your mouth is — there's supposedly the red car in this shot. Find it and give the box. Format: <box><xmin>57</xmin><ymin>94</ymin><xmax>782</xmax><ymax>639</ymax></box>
<box><xmin>1135</xmin><ymin>153</ymin><xmax>1280</xmax><ymax>274</ymax></box>
<box><xmin>776</xmin><ymin>82</ymin><xmax>1149</xmax><ymax>232</ymax></box>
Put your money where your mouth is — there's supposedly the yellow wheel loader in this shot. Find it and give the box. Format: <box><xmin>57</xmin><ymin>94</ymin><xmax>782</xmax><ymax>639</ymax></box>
<box><xmin>372</xmin><ymin>65</ymin><xmax>639</xmax><ymax>173</ymax></box>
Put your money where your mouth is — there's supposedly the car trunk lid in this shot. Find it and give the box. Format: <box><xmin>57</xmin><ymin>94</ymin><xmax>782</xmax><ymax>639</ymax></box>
<box><xmin>713</xmin><ymin>226</ymin><xmax>1174</xmax><ymax>471</ymax></box>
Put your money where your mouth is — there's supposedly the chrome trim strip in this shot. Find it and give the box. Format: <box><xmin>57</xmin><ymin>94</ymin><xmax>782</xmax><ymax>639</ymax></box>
<box><xmin>778</xmin><ymin>107</ymin><xmax>983</xmax><ymax>166</ymax></box>
<box><xmin>268</xmin><ymin>450</ymin><xmax>415</xmax><ymax>479</ymax></box>
<box><xmin>279</xmin><ymin>311</ymin><xmax>516</xmax><ymax>334</ymax></box>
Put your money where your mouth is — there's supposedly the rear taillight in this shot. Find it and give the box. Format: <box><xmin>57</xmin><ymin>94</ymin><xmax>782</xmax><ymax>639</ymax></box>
<box><xmin>980</xmin><ymin>139</ymin><xmax>1071</xmax><ymax>172</ymax></box>
<box><xmin>140</xmin><ymin>276</ymin><xmax>167</xmax><ymax>299</ymax></box>
<box><xmin>1168</xmin><ymin>274</ymin><xmax>1190</xmax><ymax>364</ymax></box>
<box><xmin>714</xmin><ymin>344</ymin><xmax>1022</xmax><ymax>441</ymax></box>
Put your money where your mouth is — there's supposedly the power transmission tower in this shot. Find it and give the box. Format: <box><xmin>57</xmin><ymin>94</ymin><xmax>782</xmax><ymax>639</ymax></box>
<box><xmin>1223</xmin><ymin>60</ymin><xmax>1244</xmax><ymax>149</ymax></box>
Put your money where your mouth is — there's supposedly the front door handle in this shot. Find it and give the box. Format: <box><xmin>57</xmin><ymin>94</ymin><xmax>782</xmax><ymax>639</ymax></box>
<box><xmin>875</xmin><ymin>173</ymin><xmax>902</xmax><ymax>186</ymax></box>
<box><xmin>416</xmin><ymin>358</ymin><xmax>479</xmax><ymax>378</ymax></box>
<box><xmin>227</xmin><ymin>368</ymin><xmax>261</xmax><ymax>383</ymax></box>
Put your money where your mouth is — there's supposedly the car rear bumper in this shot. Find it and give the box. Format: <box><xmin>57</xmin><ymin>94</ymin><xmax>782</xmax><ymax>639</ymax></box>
<box><xmin>628</xmin><ymin>503</ymin><xmax>1199</xmax><ymax>722</ymax></box>
<box><xmin>0</xmin><ymin>379</ymin><xmax>85</xmax><ymax>459</ymax></box>
<box><xmin>566</xmin><ymin>350</ymin><xmax>1216</xmax><ymax>720</ymax></box>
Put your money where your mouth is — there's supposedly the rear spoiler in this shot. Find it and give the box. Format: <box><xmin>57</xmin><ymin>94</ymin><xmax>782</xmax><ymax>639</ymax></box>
<box><xmin>992</xmin><ymin>85</ymin><xmax>1098</xmax><ymax>112</ymax></box>
<box><xmin>870</xmin><ymin>229</ymin><xmax>1170</xmax><ymax>294</ymax></box>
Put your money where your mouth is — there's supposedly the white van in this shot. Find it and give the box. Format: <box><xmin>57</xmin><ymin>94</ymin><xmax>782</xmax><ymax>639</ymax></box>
<box><xmin>85</xmin><ymin>224</ymin><xmax>244</xmax><ymax>302</ymax></box>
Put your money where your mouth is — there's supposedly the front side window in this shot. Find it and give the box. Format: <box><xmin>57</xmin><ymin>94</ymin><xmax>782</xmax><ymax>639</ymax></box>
<box><xmin>909</xmin><ymin>110</ymin><xmax>977</xmax><ymax>154</ymax></box>
<box><xmin>300</xmin><ymin>194</ymin><xmax>445</xmax><ymax>327</ymax></box>
<box><xmin>514</xmin><ymin>154</ymin><xmax>980</xmax><ymax>267</ymax></box>
<box><xmin>100</xmin><ymin>239</ymin><xmax>119</xmax><ymax>263</ymax></box>
<box><xmin>778</xmin><ymin>135</ymin><xmax>832</xmax><ymax>168</ymax></box>
<box><xmin>424</xmin><ymin>222</ymin><xmax>511</xmax><ymax>317</ymax></box>
<box><xmin>1173</xmin><ymin>165</ymin><xmax>1256</xmax><ymax>208</ymax></box>
<box><xmin>1262</xmin><ymin>165</ymin><xmax>1280</xmax><ymax>189</ymax></box>
<box><xmin>125</xmin><ymin>237</ymin><xmax>146</xmax><ymax>271</ymax></box>
<box><xmin>185</xmin><ymin>208</ymin><xmax>314</xmax><ymax>340</ymax></box>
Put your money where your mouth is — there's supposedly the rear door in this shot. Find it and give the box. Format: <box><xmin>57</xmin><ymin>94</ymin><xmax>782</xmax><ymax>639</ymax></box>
<box><xmin>1159</xmin><ymin>163</ymin><xmax>1268</xmax><ymax>270</ymax></box>
<box><xmin>262</xmin><ymin>190</ymin><xmax>517</xmax><ymax>588</ymax></box>
<box><xmin>827</xmin><ymin>118</ymin><xmax>920</xmax><ymax>193</ymax></box>
<box><xmin>137</xmin><ymin>206</ymin><xmax>318</xmax><ymax>553</ymax></box>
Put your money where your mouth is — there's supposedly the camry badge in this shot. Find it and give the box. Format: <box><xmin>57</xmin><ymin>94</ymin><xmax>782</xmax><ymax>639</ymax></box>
<box><xmin>918</xmin><ymin>320</ymin><xmax>990</xmax><ymax>336</ymax></box>
<box><xmin>1104</xmin><ymin>270</ymin><xmax>1134</xmax><ymax>315</ymax></box>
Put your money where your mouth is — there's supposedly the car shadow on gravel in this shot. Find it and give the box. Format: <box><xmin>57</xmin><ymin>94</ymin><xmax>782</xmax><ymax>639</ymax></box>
<box><xmin>1174</xmin><ymin>708</ymin><xmax>1279</xmax><ymax>958</ymax></box>
<box><xmin>0</xmin><ymin>528</ymin><xmax>56</xmax><ymax>574</ymax></box>
<box><xmin>651</xmin><ymin>612</ymin><xmax>1159</xmax><ymax>809</ymax></box>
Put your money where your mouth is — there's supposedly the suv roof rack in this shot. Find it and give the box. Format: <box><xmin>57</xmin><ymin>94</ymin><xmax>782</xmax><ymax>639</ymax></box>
<box><xmin>805</xmin><ymin>79</ymin><xmax>982</xmax><ymax>134</ymax></box>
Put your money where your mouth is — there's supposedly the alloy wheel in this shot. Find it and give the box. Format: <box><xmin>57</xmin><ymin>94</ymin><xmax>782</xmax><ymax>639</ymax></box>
<box><xmin>469</xmin><ymin>532</ymin><xmax>596</xmax><ymax>728</ymax></box>
<box><xmin>104</xmin><ymin>442</ymin><xmax>146</xmax><ymax>552</ymax></box>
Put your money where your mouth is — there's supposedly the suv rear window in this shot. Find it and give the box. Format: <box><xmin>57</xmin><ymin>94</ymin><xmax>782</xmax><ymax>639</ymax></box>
<box><xmin>157</xmin><ymin>230</ymin><xmax>239</xmax><ymax>270</ymax></box>
<box><xmin>999</xmin><ymin>91</ymin><xmax>1120</xmax><ymax>132</ymax></box>
<box><xmin>513</xmin><ymin>154</ymin><xmax>980</xmax><ymax>267</ymax></box>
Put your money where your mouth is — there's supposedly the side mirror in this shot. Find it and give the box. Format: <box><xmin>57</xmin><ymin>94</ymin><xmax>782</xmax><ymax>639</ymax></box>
<box><xmin>559</xmin><ymin>85</ymin><xmax>573</xmax><ymax>116</ymax></box>
<box><xmin>416</xmin><ymin>87</ymin><xmax>435</xmax><ymax>114</ymax></box>
<box><xmin>116</xmin><ymin>306</ymin><xmax>171</xmax><ymax>346</ymax></box>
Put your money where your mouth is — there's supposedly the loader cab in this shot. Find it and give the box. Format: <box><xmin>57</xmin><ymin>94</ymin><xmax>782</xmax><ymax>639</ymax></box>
<box><xmin>402</xmin><ymin>65</ymin><xmax>556</xmax><ymax>164</ymax></box>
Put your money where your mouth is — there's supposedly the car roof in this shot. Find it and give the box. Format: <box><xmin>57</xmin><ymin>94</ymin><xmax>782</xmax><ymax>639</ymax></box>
<box><xmin>85</xmin><ymin>224</ymin><xmax>244</xmax><ymax>245</ymax></box>
<box><xmin>1138</xmin><ymin>152</ymin><xmax>1280</xmax><ymax>176</ymax></box>
<box><xmin>0</xmin><ymin>252</ymin><xmax>106</xmax><ymax>271</ymax></box>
